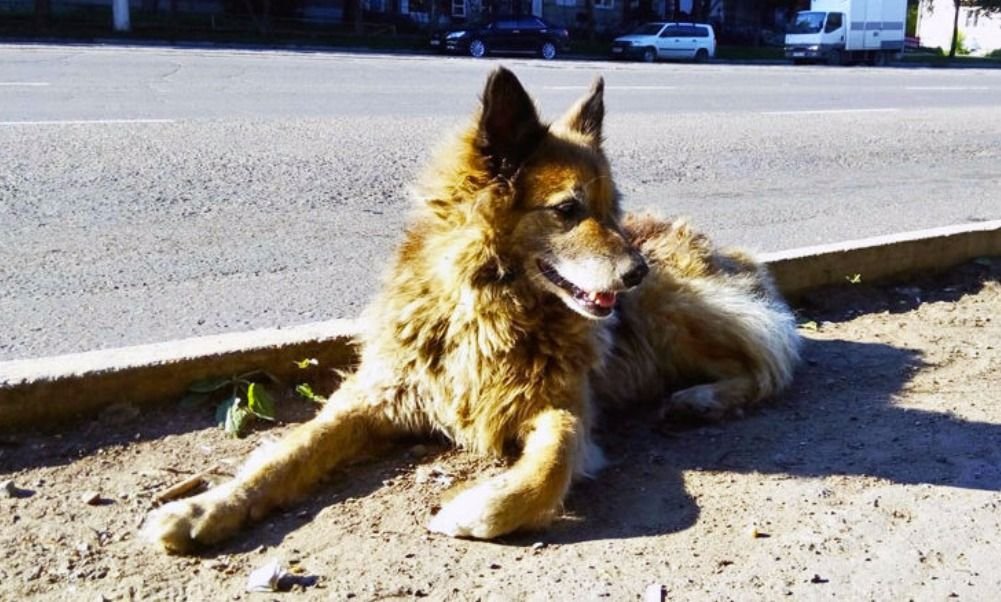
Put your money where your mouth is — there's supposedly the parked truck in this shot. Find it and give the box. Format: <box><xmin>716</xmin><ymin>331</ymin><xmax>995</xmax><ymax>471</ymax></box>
<box><xmin>785</xmin><ymin>0</ymin><xmax>906</xmax><ymax>65</ymax></box>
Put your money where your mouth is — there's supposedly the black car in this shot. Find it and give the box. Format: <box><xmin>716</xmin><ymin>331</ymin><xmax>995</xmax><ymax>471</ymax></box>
<box><xmin>430</xmin><ymin>17</ymin><xmax>570</xmax><ymax>60</ymax></box>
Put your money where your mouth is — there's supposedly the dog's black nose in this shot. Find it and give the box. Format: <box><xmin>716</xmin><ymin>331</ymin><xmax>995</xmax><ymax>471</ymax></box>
<box><xmin>621</xmin><ymin>259</ymin><xmax>649</xmax><ymax>288</ymax></box>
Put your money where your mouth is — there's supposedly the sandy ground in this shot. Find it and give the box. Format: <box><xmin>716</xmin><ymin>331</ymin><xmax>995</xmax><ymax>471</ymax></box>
<box><xmin>2</xmin><ymin>260</ymin><xmax>1000</xmax><ymax>601</ymax></box>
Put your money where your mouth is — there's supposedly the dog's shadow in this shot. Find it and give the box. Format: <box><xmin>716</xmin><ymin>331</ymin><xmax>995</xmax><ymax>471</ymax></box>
<box><xmin>521</xmin><ymin>334</ymin><xmax>1001</xmax><ymax>545</ymax></box>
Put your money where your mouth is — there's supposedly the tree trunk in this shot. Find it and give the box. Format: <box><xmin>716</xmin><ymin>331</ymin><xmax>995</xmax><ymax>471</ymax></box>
<box><xmin>948</xmin><ymin>0</ymin><xmax>960</xmax><ymax>57</ymax></box>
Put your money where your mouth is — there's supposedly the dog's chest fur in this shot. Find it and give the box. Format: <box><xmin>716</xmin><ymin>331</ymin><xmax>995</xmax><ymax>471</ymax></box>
<box><xmin>355</xmin><ymin>229</ymin><xmax>608</xmax><ymax>456</ymax></box>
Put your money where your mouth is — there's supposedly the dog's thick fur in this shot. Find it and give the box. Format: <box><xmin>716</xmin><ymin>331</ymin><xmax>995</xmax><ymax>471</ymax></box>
<box><xmin>143</xmin><ymin>68</ymin><xmax>800</xmax><ymax>552</ymax></box>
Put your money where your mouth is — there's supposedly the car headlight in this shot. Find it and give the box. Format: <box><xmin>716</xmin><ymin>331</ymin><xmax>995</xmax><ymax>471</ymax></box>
<box><xmin>807</xmin><ymin>45</ymin><xmax>820</xmax><ymax>51</ymax></box>
<box><xmin>446</xmin><ymin>31</ymin><xmax>466</xmax><ymax>40</ymax></box>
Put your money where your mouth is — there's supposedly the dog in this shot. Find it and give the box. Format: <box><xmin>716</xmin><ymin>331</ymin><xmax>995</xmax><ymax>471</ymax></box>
<box><xmin>142</xmin><ymin>67</ymin><xmax>800</xmax><ymax>553</ymax></box>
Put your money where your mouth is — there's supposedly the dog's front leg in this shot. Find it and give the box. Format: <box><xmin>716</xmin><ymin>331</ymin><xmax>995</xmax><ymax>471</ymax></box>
<box><xmin>428</xmin><ymin>407</ymin><xmax>580</xmax><ymax>539</ymax></box>
<box><xmin>142</xmin><ymin>380</ymin><xmax>394</xmax><ymax>554</ymax></box>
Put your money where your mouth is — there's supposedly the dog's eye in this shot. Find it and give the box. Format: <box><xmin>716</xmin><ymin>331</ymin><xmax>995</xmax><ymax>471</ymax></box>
<box><xmin>551</xmin><ymin>199</ymin><xmax>582</xmax><ymax>220</ymax></box>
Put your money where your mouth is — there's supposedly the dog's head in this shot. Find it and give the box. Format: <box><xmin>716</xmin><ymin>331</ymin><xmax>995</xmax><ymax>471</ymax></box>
<box><xmin>432</xmin><ymin>67</ymin><xmax>647</xmax><ymax>320</ymax></box>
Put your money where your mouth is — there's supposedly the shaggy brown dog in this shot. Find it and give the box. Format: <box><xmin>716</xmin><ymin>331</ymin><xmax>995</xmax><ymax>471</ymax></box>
<box><xmin>143</xmin><ymin>67</ymin><xmax>800</xmax><ymax>552</ymax></box>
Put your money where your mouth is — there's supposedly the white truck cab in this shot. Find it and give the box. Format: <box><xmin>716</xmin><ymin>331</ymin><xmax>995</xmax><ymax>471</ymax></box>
<box><xmin>785</xmin><ymin>0</ymin><xmax>906</xmax><ymax>65</ymax></box>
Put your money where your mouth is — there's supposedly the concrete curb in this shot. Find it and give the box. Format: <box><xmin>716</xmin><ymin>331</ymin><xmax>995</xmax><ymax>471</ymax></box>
<box><xmin>2</xmin><ymin>220</ymin><xmax>999</xmax><ymax>432</ymax></box>
<box><xmin>761</xmin><ymin>220</ymin><xmax>1001</xmax><ymax>300</ymax></box>
<box><xmin>0</xmin><ymin>320</ymin><xmax>359</xmax><ymax>432</ymax></box>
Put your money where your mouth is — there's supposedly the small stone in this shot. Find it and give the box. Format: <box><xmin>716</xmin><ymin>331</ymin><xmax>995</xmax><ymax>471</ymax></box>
<box><xmin>409</xmin><ymin>444</ymin><xmax>429</xmax><ymax>458</ymax></box>
<box><xmin>414</xmin><ymin>465</ymin><xmax>454</xmax><ymax>487</ymax></box>
<box><xmin>82</xmin><ymin>491</ymin><xmax>102</xmax><ymax>505</ymax></box>
<box><xmin>246</xmin><ymin>558</ymin><xmax>285</xmax><ymax>593</ymax></box>
<box><xmin>2</xmin><ymin>479</ymin><xmax>18</xmax><ymax>497</ymax></box>
<box><xmin>531</xmin><ymin>542</ymin><xmax>546</xmax><ymax>551</ymax></box>
<box><xmin>644</xmin><ymin>583</ymin><xmax>666</xmax><ymax>602</ymax></box>
<box><xmin>748</xmin><ymin>523</ymin><xmax>770</xmax><ymax>538</ymax></box>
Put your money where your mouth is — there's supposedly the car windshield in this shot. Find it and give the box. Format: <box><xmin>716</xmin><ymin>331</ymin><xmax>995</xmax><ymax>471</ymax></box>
<box><xmin>632</xmin><ymin>23</ymin><xmax>665</xmax><ymax>36</ymax></box>
<box><xmin>790</xmin><ymin>12</ymin><xmax>826</xmax><ymax>34</ymax></box>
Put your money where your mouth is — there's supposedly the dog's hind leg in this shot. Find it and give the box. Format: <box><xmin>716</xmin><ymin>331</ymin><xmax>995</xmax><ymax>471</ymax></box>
<box><xmin>658</xmin><ymin>282</ymin><xmax>801</xmax><ymax>421</ymax></box>
<box><xmin>428</xmin><ymin>408</ymin><xmax>581</xmax><ymax>539</ymax></box>
<box><xmin>661</xmin><ymin>377</ymin><xmax>767</xmax><ymax>421</ymax></box>
<box><xmin>142</xmin><ymin>378</ymin><xmax>398</xmax><ymax>554</ymax></box>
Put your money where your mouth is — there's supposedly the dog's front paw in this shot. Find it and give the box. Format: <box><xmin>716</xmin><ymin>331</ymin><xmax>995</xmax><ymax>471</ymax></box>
<box><xmin>141</xmin><ymin>486</ymin><xmax>244</xmax><ymax>554</ymax></box>
<box><xmin>660</xmin><ymin>384</ymin><xmax>726</xmax><ymax>421</ymax></box>
<box><xmin>427</xmin><ymin>482</ymin><xmax>507</xmax><ymax>539</ymax></box>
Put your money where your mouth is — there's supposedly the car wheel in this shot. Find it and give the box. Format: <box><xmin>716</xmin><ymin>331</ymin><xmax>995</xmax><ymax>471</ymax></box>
<box><xmin>540</xmin><ymin>41</ymin><xmax>557</xmax><ymax>60</ymax></box>
<box><xmin>872</xmin><ymin>51</ymin><xmax>888</xmax><ymax>67</ymax></box>
<box><xmin>827</xmin><ymin>49</ymin><xmax>842</xmax><ymax>66</ymax></box>
<box><xmin>642</xmin><ymin>47</ymin><xmax>656</xmax><ymax>62</ymax></box>
<box><xmin>468</xmin><ymin>39</ymin><xmax>487</xmax><ymax>58</ymax></box>
<box><xmin>694</xmin><ymin>48</ymin><xmax>709</xmax><ymax>63</ymax></box>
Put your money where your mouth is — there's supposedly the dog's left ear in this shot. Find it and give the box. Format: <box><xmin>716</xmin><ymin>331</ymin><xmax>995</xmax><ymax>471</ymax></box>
<box><xmin>555</xmin><ymin>76</ymin><xmax>604</xmax><ymax>147</ymax></box>
<box><xmin>476</xmin><ymin>67</ymin><xmax>547</xmax><ymax>177</ymax></box>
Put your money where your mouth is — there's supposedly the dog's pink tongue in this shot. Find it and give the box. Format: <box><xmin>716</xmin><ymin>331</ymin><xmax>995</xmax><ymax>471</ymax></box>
<box><xmin>590</xmin><ymin>291</ymin><xmax>617</xmax><ymax>308</ymax></box>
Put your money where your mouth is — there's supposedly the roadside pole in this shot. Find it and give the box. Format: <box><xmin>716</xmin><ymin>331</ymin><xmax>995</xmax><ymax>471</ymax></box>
<box><xmin>113</xmin><ymin>0</ymin><xmax>131</xmax><ymax>32</ymax></box>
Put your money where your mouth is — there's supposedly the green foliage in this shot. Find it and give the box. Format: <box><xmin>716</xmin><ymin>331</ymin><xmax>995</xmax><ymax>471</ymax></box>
<box><xmin>246</xmin><ymin>383</ymin><xmax>276</xmax><ymax>421</ymax></box>
<box><xmin>183</xmin><ymin>371</ymin><xmax>278</xmax><ymax>438</ymax></box>
<box><xmin>966</xmin><ymin>0</ymin><xmax>1001</xmax><ymax>15</ymax></box>
<box><xmin>295</xmin><ymin>383</ymin><xmax>326</xmax><ymax>404</ymax></box>
<box><xmin>293</xmin><ymin>358</ymin><xmax>319</xmax><ymax>369</ymax></box>
<box><xmin>846</xmin><ymin>273</ymin><xmax>862</xmax><ymax>284</ymax></box>
<box><xmin>955</xmin><ymin>29</ymin><xmax>971</xmax><ymax>55</ymax></box>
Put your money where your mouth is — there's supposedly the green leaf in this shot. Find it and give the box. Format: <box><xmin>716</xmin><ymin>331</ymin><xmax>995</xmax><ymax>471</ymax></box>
<box><xmin>246</xmin><ymin>383</ymin><xmax>276</xmax><ymax>421</ymax></box>
<box><xmin>178</xmin><ymin>392</ymin><xmax>210</xmax><ymax>408</ymax></box>
<box><xmin>798</xmin><ymin>320</ymin><xmax>819</xmax><ymax>331</ymax></box>
<box><xmin>294</xmin><ymin>358</ymin><xmax>319</xmax><ymax>369</ymax></box>
<box><xmin>215</xmin><ymin>395</ymin><xmax>238</xmax><ymax>428</ymax></box>
<box><xmin>189</xmin><ymin>377</ymin><xmax>232</xmax><ymax>394</ymax></box>
<box><xmin>845</xmin><ymin>273</ymin><xmax>862</xmax><ymax>285</ymax></box>
<box><xmin>225</xmin><ymin>402</ymin><xmax>252</xmax><ymax>438</ymax></box>
<box><xmin>295</xmin><ymin>383</ymin><xmax>325</xmax><ymax>404</ymax></box>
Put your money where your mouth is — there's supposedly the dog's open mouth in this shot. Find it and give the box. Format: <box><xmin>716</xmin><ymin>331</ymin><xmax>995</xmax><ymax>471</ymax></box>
<box><xmin>537</xmin><ymin>259</ymin><xmax>617</xmax><ymax>318</ymax></box>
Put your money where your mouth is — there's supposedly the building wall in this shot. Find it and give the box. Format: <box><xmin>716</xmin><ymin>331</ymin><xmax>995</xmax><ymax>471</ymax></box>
<box><xmin>917</xmin><ymin>0</ymin><xmax>1001</xmax><ymax>55</ymax></box>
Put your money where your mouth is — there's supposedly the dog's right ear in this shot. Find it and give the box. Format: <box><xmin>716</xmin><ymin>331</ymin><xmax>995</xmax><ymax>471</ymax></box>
<box><xmin>475</xmin><ymin>67</ymin><xmax>547</xmax><ymax>177</ymax></box>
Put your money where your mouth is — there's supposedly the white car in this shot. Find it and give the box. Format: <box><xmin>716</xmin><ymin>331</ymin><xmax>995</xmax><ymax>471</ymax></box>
<box><xmin>611</xmin><ymin>22</ymin><xmax>717</xmax><ymax>62</ymax></box>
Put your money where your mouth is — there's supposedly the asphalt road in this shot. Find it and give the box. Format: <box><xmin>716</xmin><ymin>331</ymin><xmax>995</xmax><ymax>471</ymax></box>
<box><xmin>2</xmin><ymin>44</ymin><xmax>1000</xmax><ymax>360</ymax></box>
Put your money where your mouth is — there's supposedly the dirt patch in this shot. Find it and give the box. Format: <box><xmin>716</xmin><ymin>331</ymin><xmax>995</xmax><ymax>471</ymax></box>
<box><xmin>2</xmin><ymin>260</ymin><xmax>1000</xmax><ymax>601</ymax></box>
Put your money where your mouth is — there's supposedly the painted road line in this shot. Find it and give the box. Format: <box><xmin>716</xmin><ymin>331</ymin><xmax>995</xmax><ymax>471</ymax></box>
<box><xmin>544</xmin><ymin>85</ymin><xmax>677</xmax><ymax>91</ymax></box>
<box><xmin>761</xmin><ymin>108</ymin><xmax>901</xmax><ymax>116</ymax></box>
<box><xmin>0</xmin><ymin>118</ymin><xmax>176</xmax><ymax>126</ymax></box>
<box><xmin>905</xmin><ymin>86</ymin><xmax>991</xmax><ymax>91</ymax></box>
